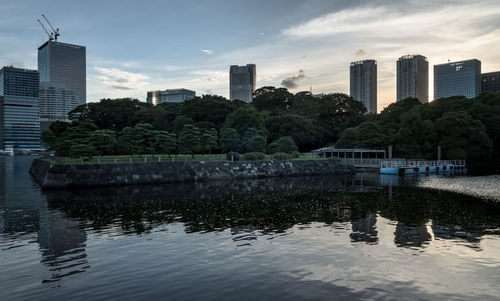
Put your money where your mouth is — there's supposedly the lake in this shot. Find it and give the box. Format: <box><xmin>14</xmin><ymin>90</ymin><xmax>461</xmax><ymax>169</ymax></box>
<box><xmin>1</xmin><ymin>156</ymin><xmax>499</xmax><ymax>300</ymax></box>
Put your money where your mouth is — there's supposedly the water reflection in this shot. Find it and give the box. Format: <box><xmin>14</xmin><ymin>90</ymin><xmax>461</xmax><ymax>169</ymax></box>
<box><xmin>1</xmin><ymin>157</ymin><xmax>500</xmax><ymax>300</ymax></box>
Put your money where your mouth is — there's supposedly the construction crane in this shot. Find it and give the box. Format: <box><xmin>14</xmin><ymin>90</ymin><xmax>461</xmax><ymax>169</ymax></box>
<box><xmin>41</xmin><ymin>14</ymin><xmax>60</xmax><ymax>42</ymax></box>
<box><xmin>37</xmin><ymin>19</ymin><xmax>53</xmax><ymax>41</ymax></box>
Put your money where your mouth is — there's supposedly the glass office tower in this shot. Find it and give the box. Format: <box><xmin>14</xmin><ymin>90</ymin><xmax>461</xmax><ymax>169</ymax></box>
<box><xmin>0</xmin><ymin>67</ymin><xmax>42</xmax><ymax>150</ymax></box>
<box><xmin>434</xmin><ymin>59</ymin><xmax>481</xmax><ymax>99</ymax></box>
<box><xmin>350</xmin><ymin>60</ymin><xmax>377</xmax><ymax>113</ymax></box>
<box><xmin>146</xmin><ymin>89</ymin><xmax>196</xmax><ymax>105</ymax></box>
<box><xmin>481</xmin><ymin>71</ymin><xmax>500</xmax><ymax>92</ymax></box>
<box><xmin>230</xmin><ymin>64</ymin><xmax>256</xmax><ymax>103</ymax></box>
<box><xmin>397</xmin><ymin>55</ymin><xmax>429</xmax><ymax>103</ymax></box>
<box><xmin>39</xmin><ymin>82</ymin><xmax>79</xmax><ymax>131</ymax></box>
<box><xmin>38</xmin><ymin>41</ymin><xmax>86</xmax><ymax>105</ymax></box>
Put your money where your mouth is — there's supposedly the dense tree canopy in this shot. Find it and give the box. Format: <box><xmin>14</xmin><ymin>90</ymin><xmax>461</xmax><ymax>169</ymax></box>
<box><xmin>41</xmin><ymin>88</ymin><xmax>500</xmax><ymax>173</ymax></box>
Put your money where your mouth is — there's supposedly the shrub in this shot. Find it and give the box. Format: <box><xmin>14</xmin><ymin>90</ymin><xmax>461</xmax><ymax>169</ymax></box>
<box><xmin>271</xmin><ymin>152</ymin><xmax>291</xmax><ymax>160</ymax></box>
<box><xmin>226</xmin><ymin>152</ymin><xmax>241</xmax><ymax>161</ymax></box>
<box><xmin>266</xmin><ymin>136</ymin><xmax>298</xmax><ymax>154</ymax></box>
<box><xmin>243</xmin><ymin>152</ymin><xmax>266</xmax><ymax>161</ymax></box>
<box><xmin>290</xmin><ymin>151</ymin><xmax>301</xmax><ymax>158</ymax></box>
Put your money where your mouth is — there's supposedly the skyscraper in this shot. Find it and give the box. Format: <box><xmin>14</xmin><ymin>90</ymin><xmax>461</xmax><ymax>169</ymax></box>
<box><xmin>434</xmin><ymin>59</ymin><xmax>481</xmax><ymax>99</ymax></box>
<box><xmin>350</xmin><ymin>60</ymin><xmax>377</xmax><ymax>113</ymax></box>
<box><xmin>39</xmin><ymin>82</ymin><xmax>79</xmax><ymax>131</ymax></box>
<box><xmin>0</xmin><ymin>66</ymin><xmax>42</xmax><ymax>150</ymax></box>
<box><xmin>38</xmin><ymin>41</ymin><xmax>86</xmax><ymax>105</ymax></box>
<box><xmin>146</xmin><ymin>89</ymin><xmax>196</xmax><ymax>105</ymax></box>
<box><xmin>230</xmin><ymin>64</ymin><xmax>256</xmax><ymax>102</ymax></box>
<box><xmin>481</xmin><ymin>71</ymin><xmax>500</xmax><ymax>92</ymax></box>
<box><xmin>397</xmin><ymin>55</ymin><xmax>429</xmax><ymax>103</ymax></box>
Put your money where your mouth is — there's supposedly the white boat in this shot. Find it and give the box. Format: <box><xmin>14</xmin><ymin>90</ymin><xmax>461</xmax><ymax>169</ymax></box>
<box><xmin>380</xmin><ymin>160</ymin><xmax>466</xmax><ymax>175</ymax></box>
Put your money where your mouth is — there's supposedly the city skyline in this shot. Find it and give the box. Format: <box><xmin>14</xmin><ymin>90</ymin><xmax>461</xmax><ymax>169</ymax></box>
<box><xmin>1</xmin><ymin>0</ymin><xmax>500</xmax><ymax>111</ymax></box>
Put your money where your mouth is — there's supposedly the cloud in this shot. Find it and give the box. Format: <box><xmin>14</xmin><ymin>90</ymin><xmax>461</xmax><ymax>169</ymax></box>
<box><xmin>201</xmin><ymin>49</ymin><xmax>214</xmax><ymax>55</ymax></box>
<box><xmin>281</xmin><ymin>70</ymin><xmax>307</xmax><ymax>89</ymax></box>
<box><xmin>259</xmin><ymin>32</ymin><xmax>265</xmax><ymax>36</ymax></box>
<box><xmin>355</xmin><ymin>49</ymin><xmax>366</xmax><ymax>56</ymax></box>
<box><xmin>94</xmin><ymin>67</ymin><xmax>149</xmax><ymax>90</ymax></box>
<box><xmin>111</xmin><ymin>85</ymin><xmax>134</xmax><ymax>90</ymax></box>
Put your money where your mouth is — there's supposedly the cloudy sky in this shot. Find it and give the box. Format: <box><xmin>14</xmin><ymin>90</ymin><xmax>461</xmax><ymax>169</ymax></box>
<box><xmin>1</xmin><ymin>0</ymin><xmax>499</xmax><ymax>111</ymax></box>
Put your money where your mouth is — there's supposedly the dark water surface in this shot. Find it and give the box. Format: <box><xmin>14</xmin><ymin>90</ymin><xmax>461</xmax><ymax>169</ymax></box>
<box><xmin>1</xmin><ymin>156</ymin><xmax>500</xmax><ymax>300</ymax></box>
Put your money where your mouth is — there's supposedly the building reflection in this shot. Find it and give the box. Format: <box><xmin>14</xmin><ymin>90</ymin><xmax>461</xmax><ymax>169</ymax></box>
<box><xmin>350</xmin><ymin>213</ymin><xmax>378</xmax><ymax>244</ymax></box>
<box><xmin>0</xmin><ymin>157</ymin><xmax>89</xmax><ymax>283</ymax></box>
<box><xmin>38</xmin><ymin>200</ymin><xmax>88</xmax><ymax>283</ymax></box>
<box><xmin>394</xmin><ymin>221</ymin><xmax>432</xmax><ymax>248</ymax></box>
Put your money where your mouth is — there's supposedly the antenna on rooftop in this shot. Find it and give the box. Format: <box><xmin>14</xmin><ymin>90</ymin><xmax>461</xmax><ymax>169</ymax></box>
<box><xmin>41</xmin><ymin>14</ymin><xmax>60</xmax><ymax>42</ymax></box>
<box><xmin>37</xmin><ymin>19</ymin><xmax>53</xmax><ymax>41</ymax></box>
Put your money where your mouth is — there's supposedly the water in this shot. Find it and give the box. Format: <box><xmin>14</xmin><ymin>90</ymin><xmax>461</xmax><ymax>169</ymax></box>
<box><xmin>1</xmin><ymin>156</ymin><xmax>500</xmax><ymax>301</ymax></box>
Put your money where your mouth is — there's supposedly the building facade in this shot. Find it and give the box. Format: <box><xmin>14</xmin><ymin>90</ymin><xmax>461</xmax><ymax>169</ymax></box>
<box><xmin>0</xmin><ymin>67</ymin><xmax>42</xmax><ymax>150</ymax></box>
<box><xmin>481</xmin><ymin>71</ymin><xmax>500</xmax><ymax>92</ymax></box>
<box><xmin>39</xmin><ymin>82</ymin><xmax>79</xmax><ymax>131</ymax></box>
<box><xmin>434</xmin><ymin>59</ymin><xmax>481</xmax><ymax>99</ymax></box>
<box><xmin>229</xmin><ymin>64</ymin><xmax>256</xmax><ymax>102</ymax></box>
<box><xmin>350</xmin><ymin>60</ymin><xmax>377</xmax><ymax>113</ymax></box>
<box><xmin>38</xmin><ymin>41</ymin><xmax>86</xmax><ymax>105</ymax></box>
<box><xmin>397</xmin><ymin>55</ymin><xmax>429</xmax><ymax>103</ymax></box>
<box><xmin>146</xmin><ymin>89</ymin><xmax>196</xmax><ymax>105</ymax></box>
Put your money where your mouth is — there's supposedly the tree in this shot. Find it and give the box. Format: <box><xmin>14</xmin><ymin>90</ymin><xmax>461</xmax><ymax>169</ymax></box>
<box><xmin>69</xmin><ymin>143</ymin><xmax>97</xmax><ymax>159</ymax></box>
<box><xmin>221</xmin><ymin>106</ymin><xmax>266</xmax><ymax>137</ymax></box>
<box><xmin>239</xmin><ymin>127</ymin><xmax>267</xmax><ymax>153</ymax></box>
<box><xmin>200</xmin><ymin>128</ymin><xmax>218</xmax><ymax>154</ymax></box>
<box><xmin>177</xmin><ymin>124</ymin><xmax>201</xmax><ymax>158</ymax></box>
<box><xmin>155</xmin><ymin>131</ymin><xmax>177</xmax><ymax>157</ymax></box>
<box><xmin>253</xmin><ymin>86</ymin><xmax>293</xmax><ymax>112</ymax></box>
<box><xmin>266</xmin><ymin>136</ymin><xmax>298</xmax><ymax>154</ymax></box>
<box><xmin>220</xmin><ymin>128</ymin><xmax>240</xmax><ymax>153</ymax></box>
<box><xmin>90</xmin><ymin>129</ymin><xmax>117</xmax><ymax>156</ymax></box>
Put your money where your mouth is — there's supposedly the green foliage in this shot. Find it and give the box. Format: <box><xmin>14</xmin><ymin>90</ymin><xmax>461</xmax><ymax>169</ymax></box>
<box><xmin>177</xmin><ymin>124</ymin><xmax>201</xmax><ymax>158</ymax></box>
<box><xmin>266</xmin><ymin>136</ymin><xmax>299</xmax><ymax>154</ymax></box>
<box><xmin>226</xmin><ymin>152</ymin><xmax>241</xmax><ymax>161</ymax></box>
<box><xmin>220</xmin><ymin>128</ymin><xmax>240</xmax><ymax>152</ymax></box>
<box><xmin>271</xmin><ymin>152</ymin><xmax>292</xmax><ymax>160</ymax></box>
<box><xmin>200</xmin><ymin>128</ymin><xmax>218</xmax><ymax>154</ymax></box>
<box><xmin>239</xmin><ymin>127</ymin><xmax>267</xmax><ymax>153</ymax></box>
<box><xmin>242</xmin><ymin>152</ymin><xmax>266</xmax><ymax>161</ymax></box>
<box><xmin>69</xmin><ymin>143</ymin><xmax>97</xmax><ymax>159</ymax></box>
<box><xmin>155</xmin><ymin>131</ymin><xmax>177</xmax><ymax>156</ymax></box>
<box><xmin>221</xmin><ymin>106</ymin><xmax>266</xmax><ymax>137</ymax></box>
<box><xmin>90</xmin><ymin>129</ymin><xmax>117</xmax><ymax>155</ymax></box>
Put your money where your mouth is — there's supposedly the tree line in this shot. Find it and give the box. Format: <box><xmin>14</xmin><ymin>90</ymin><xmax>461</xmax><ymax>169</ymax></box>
<box><xmin>41</xmin><ymin>87</ymin><xmax>500</xmax><ymax>173</ymax></box>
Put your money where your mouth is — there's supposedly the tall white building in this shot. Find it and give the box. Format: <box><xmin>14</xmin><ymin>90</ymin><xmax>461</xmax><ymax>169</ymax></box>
<box><xmin>229</xmin><ymin>64</ymin><xmax>256</xmax><ymax>102</ymax></box>
<box><xmin>350</xmin><ymin>60</ymin><xmax>377</xmax><ymax>113</ymax></box>
<box><xmin>397</xmin><ymin>55</ymin><xmax>429</xmax><ymax>103</ymax></box>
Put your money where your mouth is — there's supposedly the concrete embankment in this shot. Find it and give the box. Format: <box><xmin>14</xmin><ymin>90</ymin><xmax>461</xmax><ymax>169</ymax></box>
<box><xmin>30</xmin><ymin>158</ymin><xmax>355</xmax><ymax>190</ymax></box>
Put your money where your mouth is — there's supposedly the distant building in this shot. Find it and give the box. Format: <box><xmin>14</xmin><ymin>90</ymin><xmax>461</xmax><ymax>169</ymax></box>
<box><xmin>39</xmin><ymin>82</ymin><xmax>79</xmax><ymax>131</ymax></box>
<box><xmin>350</xmin><ymin>60</ymin><xmax>377</xmax><ymax>113</ymax></box>
<box><xmin>230</xmin><ymin>64</ymin><xmax>256</xmax><ymax>102</ymax></box>
<box><xmin>146</xmin><ymin>89</ymin><xmax>196</xmax><ymax>105</ymax></box>
<box><xmin>481</xmin><ymin>71</ymin><xmax>500</xmax><ymax>92</ymax></box>
<box><xmin>0</xmin><ymin>66</ymin><xmax>42</xmax><ymax>150</ymax></box>
<box><xmin>397</xmin><ymin>55</ymin><xmax>429</xmax><ymax>103</ymax></box>
<box><xmin>434</xmin><ymin>59</ymin><xmax>481</xmax><ymax>99</ymax></box>
<box><xmin>38</xmin><ymin>41</ymin><xmax>86</xmax><ymax>105</ymax></box>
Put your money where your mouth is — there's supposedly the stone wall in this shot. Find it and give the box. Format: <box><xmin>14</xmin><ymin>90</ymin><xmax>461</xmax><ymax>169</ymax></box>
<box><xmin>30</xmin><ymin>158</ymin><xmax>355</xmax><ymax>190</ymax></box>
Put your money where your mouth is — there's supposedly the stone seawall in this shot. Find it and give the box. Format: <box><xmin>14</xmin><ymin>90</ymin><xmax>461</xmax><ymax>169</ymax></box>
<box><xmin>30</xmin><ymin>158</ymin><xmax>355</xmax><ymax>189</ymax></box>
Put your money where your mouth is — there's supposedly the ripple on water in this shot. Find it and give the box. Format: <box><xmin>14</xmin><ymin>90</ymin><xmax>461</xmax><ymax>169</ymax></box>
<box><xmin>417</xmin><ymin>175</ymin><xmax>500</xmax><ymax>201</ymax></box>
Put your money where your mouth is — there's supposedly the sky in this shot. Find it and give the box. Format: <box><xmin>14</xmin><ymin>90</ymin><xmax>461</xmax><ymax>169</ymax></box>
<box><xmin>1</xmin><ymin>0</ymin><xmax>499</xmax><ymax>112</ymax></box>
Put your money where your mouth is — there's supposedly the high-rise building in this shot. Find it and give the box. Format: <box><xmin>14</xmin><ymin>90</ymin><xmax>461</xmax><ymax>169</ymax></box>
<box><xmin>434</xmin><ymin>59</ymin><xmax>481</xmax><ymax>99</ymax></box>
<box><xmin>38</xmin><ymin>41</ymin><xmax>86</xmax><ymax>105</ymax></box>
<box><xmin>146</xmin><ymin>89</ymin><xmax>196</xmax><ymax>105</ymax></box>
<box><xmin>397</xmin><ymin>55</ymin><xmax>429</xmax><ymax>103</ymax></box>
<box><xmin>481</xmin><ymin>71</ymin><xmax>500</xmax><ymax>92</ymax></box>
<box><xmin>230</xmin><ymin>64</ymin><xmax>256</xmax><ymax>102</ymax></box>
<box><xmin>39</xmin><ymin>82</ymin><xmax>79</xmax><ymax>131</ymax></box>
<box><xmin>350</xmin><ymin>60</ymin><xmax>377</xmax><ymax>113</ymax></box>
<box><xmin>0</xmin><ymin>66</ymin><xmax>42</xmax><ymax>150</ymax></box>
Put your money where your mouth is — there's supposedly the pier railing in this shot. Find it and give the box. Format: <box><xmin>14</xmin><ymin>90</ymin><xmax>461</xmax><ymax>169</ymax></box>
<box><xmin>380</xmin><ymin>160</ymin><xmax>466</xmax><ymax>168</ymax></box>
